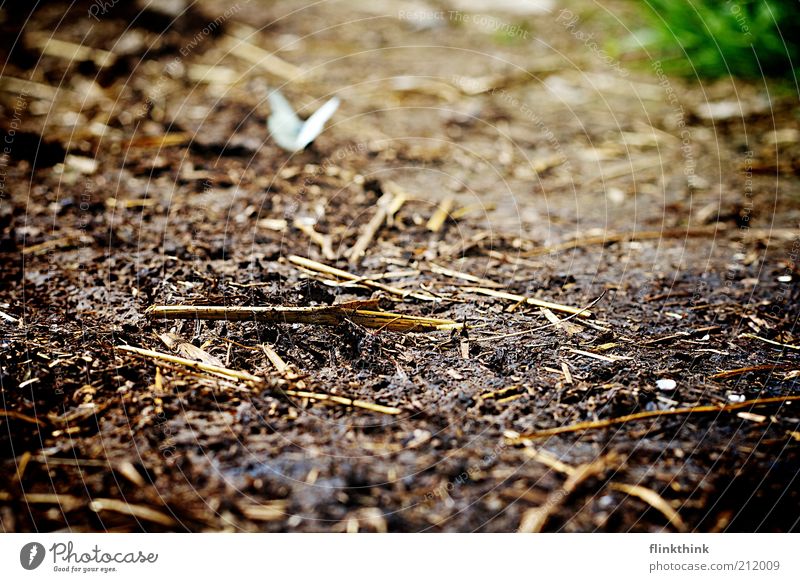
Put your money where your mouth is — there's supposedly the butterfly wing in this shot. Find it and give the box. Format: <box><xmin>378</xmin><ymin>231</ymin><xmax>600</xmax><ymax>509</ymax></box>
<box><xmin>268</xmin><ymin>90</ymin><xmax>304</xmax><ymax>151</ymax></box>
<box><xmin>295</xmin><ymin>96</ymin><xmax>340</xmax><ymax>150</ymax></box>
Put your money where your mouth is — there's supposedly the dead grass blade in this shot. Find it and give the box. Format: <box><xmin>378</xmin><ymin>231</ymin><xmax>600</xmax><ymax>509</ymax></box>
<box><xmin>27</xmin><ymin>33</ymin><xmax>116</xmax><ymax>67</ymax></box>
<box><xmin>22</xmin><ymin>234</ymin><xmax>94</xmax><ymax>256</ymax></box>
<box><xmin>427</xmin><ymin>262</ymin><xmax>503</xmax><ymax>288</ymax></box>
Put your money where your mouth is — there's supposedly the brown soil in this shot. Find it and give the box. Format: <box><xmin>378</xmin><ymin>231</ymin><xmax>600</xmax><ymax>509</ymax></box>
<box><xmin>1</xmin><ymin>0</ymin><xmax>798</xmax><ymax>532</ymax></box>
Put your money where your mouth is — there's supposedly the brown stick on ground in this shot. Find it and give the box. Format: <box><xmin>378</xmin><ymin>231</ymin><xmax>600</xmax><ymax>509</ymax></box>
<box><xmin>0</xmin><ymin>410</ymin><xmax>47</xmax><ymax>426</ymax></box>
<box><xmin>507</xmin><ymin>395</ymin><xmax>800</xmax><ymax>442</ymax></box>
<box><xmin>710</xmin><ymin>364</ymin><xmax>790</xmax><ymax>379</ymax></box>
<box><xmin>146</xmin><ymin>300</ymin><xmax>457</xmax><ymax>332</ymax></box>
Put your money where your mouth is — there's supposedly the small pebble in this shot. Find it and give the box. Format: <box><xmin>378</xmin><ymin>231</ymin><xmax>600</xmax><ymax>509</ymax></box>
<box><xmin>656</xmin><ymin>378</ymin><xmax>677</xmax><ymax>391</ymax></box>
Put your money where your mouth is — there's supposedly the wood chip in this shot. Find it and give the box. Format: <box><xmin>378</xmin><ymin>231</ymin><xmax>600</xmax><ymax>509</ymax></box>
<box><xmin>561</xmin><ymin>362</ymin><xmax>573</xmax><ymax>384</ymax></box>
<box><xmin>239</xmin><ymin>501</ymin><xmax>288</xmax><ymax>522</ymax></box>
<box><xmin>261</xmin><ymin>343</ymin><xmax>290</xmax><ymax>374</ymax></box>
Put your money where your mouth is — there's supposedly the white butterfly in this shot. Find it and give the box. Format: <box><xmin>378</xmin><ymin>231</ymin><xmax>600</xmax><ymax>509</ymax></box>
<box><xmin>267</xmin><ymin>90</ymin><xmax>340</xmax><ymax>152</ymax></box>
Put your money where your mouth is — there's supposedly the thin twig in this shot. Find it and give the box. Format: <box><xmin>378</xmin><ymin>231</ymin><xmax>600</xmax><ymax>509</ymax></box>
<box><xmin>88</xmin><ymin>498</ymin><xmax>177</xmax><ymax>527</ymax></box>
<box><xmin>474</xmin><ymin>292</ymin><xmax>605</xmax><ymax>342</ymax></box>
<box><xmin>121</xmin><ymin>344</ymin><xmax>402</xmax><ymax>415</ymax></box>
<box><xmin>0</xmin><ymin>410</ymin><xmax>46</xmax><ymax>426</ymax></box>
<box><xmin>710</xmin><ymin>364</ymin><xmax>790</xmax><ymax>380</ymax></box>
<box><xmin>740</xmin><ymin>333</ymin><xmax>800</xmax><ymax>352</ymax></box>
<box><xmin>463</xmin><ymin>286</ymin><xmax>592</xmax><ymax>317</ymax></box>
<box><xmin>116</xmin><ymin>345</ymin><xmax>264</xmax><ymax>387</ymax></box>
<box><xmin>288</xmin><ymin>255</ymin><xmax>437</xmax><ymax>301</ymax></box>
<box><xmin>507</xmin><ymin>395</ymin><xmax>800</xmax><ymax>442</ymax></box>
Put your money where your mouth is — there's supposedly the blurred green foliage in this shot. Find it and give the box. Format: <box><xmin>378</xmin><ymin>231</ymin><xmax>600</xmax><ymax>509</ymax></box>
<box><xmin>635</xmin><ymin>0</ymin><xmax>800</xmax><ymax>78</ymax></box>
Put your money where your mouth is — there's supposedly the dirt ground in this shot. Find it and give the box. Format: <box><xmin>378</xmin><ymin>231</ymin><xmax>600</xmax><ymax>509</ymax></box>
<box><xmin>1</xmin><ymin>0</ymin><xmax>799</xmax><ymax>532</ymax></box>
